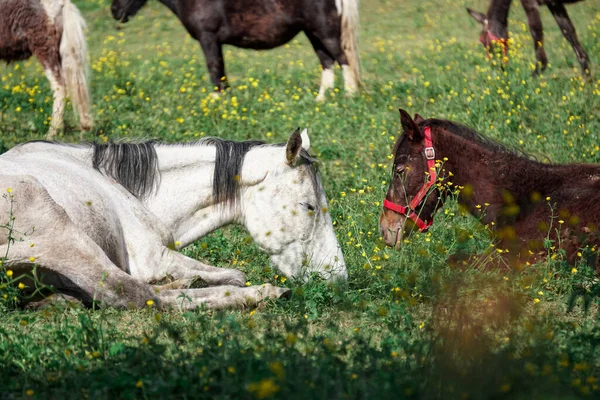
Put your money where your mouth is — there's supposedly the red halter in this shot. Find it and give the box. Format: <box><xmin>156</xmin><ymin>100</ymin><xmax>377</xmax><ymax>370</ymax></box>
<box><xmin>480</xmin><ymin>30</ymin><xmax>508</xmax><ymax>59</ymax></box>
<box><xmin>383</xmin><ymin>126</ymin><xmax>437</xmax><ymax>232</ymax></box>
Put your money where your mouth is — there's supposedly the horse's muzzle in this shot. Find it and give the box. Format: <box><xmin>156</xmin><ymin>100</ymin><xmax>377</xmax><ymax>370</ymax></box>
<box><xmin>379</xmin><ymin>213</ymin><xmax>404</xmax><ymax>249</ymax></box>
<box><xmin>110</xmin><ymin>5</ymin><xmax>129</xmax><ymax>23</ymax></box>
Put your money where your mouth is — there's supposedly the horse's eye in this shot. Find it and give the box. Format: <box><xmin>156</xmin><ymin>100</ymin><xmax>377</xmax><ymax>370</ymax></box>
<box><xmin>300</xmin><ymin>202</ymin><xmax>316</xmax><ymax>211</ymax></box>
<box><xmin>395</xmin><ymin>165</ymin><xmax>406</xmax><ymax>174</ymax></box>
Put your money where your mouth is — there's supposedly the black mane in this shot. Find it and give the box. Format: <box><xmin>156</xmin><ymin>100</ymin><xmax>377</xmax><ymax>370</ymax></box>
<box><xmin>198</xmin><ymin>138</ymin><xmax>266</xmax><ymax>209</ymax></box>
<box><xmin>17</xmin><ymin>137</ymin><xmax>318</xmax><ymax>205</ymax></box>
<box><xmin>92</xmin><ymin>141</ymin><xmax>159</xmax><ymax>199</ymax></box>
<box><xmin>92</xmin><ymin>138</ymin><xmax>270</xmax><ymax>202</ymax></box>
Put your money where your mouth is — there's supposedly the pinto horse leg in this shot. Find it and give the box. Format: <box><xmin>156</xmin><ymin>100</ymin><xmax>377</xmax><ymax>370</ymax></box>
<box><xmin>306</xmin><ymin>33</ymin><xmax>336</xmax><ymax>102</ymax></box>
<box><xmin>39</xmin><ymin>59</ymin><xmax>66</xmax><ymax>140</ymax></box>
<box><xmin>307</xmin><ymin>30</ymin><xmax>356</xmax><ymax>97</ymax></box>
<box><xmin>546</xmin><ymin>2</ymin><xmax>591</xmax><ymax>78</ymax></box>
<box><xmin>197</xmin><ymin>33</ymin><xmax>227</xmax><ymax>92</ymax></box>
<box><xmin>519</xmin><ymin>0</ymin><xmax>548</xmax><ymax>76</ymax></box>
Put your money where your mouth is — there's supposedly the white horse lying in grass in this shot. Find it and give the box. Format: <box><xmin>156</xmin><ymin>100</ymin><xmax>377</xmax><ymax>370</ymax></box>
<box><xmin>0</xmin><ymin>129</ymin><xmax>347</xmax><ymax>310</ymax></box>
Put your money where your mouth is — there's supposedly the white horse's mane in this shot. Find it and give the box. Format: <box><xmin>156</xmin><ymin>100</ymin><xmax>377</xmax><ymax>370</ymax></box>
<box><xmin>18</xmin><ymin>138</ymin><xmax>318</xmax><ymax>205</ymax></box>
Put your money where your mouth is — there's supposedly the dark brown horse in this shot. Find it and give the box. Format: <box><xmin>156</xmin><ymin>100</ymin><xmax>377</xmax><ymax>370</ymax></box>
<box><xmin>380</xmin><ymin>109</ymin><xmax>600</xmax><ymax>269</ymax></box>
<box><xmin>110</xmin><ymin>0</ymin><xmax>360</xmax><ymax>101</ymax></box>
<box><xmin>467</xmin><ymin>0</ymin><xmax>590</xmax><ymax>77</ymax></box>
<box><xmin>0</xmin><ymin>0</ymin><xmax>93</xmax><ymax>139</ymax></box>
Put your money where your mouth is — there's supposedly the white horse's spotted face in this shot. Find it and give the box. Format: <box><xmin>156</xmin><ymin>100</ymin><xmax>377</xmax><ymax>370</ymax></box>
<box><xmin>241</xmin><ymin>130</ymin><xmax>347</xmax><ymax>282</ymax></box>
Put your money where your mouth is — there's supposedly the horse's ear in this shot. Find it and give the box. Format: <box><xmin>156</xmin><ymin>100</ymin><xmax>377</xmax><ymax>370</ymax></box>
<box><xmin>467</xmin><ymin>8</ymin><xmax>487</xmax><ymax>25</ymax></box>
<box><xmin>399</xmin><ymin>109</ymin><xmax>423</xmax><ymax>142</ymax></box>
<box><xmin>286</xmin><ymin>128</ymin><xmax>303</xmax><ymax>165</ymax></box>
<box><xmin>414</xmin><ymin>113</ymin><xmax>425</xmax><ymax>124</ymax></box>
<box><xmin>300</xmin><ymin>128</ymin><xmax>310</xmax><ymax>151</ymax></box>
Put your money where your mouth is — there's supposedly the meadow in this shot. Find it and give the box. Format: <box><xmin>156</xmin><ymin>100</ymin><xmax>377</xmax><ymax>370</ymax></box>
<box><xmin>1</xmin><ymin>0</ymin><xmax>600</xmax><ymax>398</ymax></box>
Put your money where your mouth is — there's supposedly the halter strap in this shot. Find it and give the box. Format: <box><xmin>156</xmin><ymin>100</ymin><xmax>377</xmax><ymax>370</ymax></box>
<box><xmin>383</xmin><ymin>126</ymin><xmax>437</xmax><ymax>232</ymax></box>
<box><xmin>480</xmin><ymin>30</ymin><xmax>508</xmax><ymax>59</ymax></box>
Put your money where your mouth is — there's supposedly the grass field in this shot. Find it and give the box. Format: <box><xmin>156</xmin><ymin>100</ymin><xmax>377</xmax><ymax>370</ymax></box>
<box><xmin>1</xmin><ymin>0</ymin><xmax>600</xmax><ymax>398</ymax></box>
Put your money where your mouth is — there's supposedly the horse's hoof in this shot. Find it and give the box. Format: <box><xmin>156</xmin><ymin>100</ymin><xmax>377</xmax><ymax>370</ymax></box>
<box><xmin>78</xmin><ymin>123</ymin><xmax>93</xmax><ymax>132</ymax></box>
<box><xmin>228</xmin><ymin>270</ymin><xmax>247</xmax><ymax>287</ymax></box>
<box><xmin>260</xmin><ymin>283</ymin><xmax>292</xmax><ymax>300</ymax></box>
<box><xmin>189</xmin><ymin>275</ymin><xmax>210</xmax><ymax>289</ymax></box>
<box><xmin>277</xmin><ymin>287</ymin><xmax>292</xmax><ymax>299</ymax></box>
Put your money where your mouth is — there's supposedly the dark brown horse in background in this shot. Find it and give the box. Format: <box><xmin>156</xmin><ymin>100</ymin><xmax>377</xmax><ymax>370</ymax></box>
<box><xmin>467</xmin><ymin>0</ymin><xmax>590</xmax><ymax>77</ymax></box>
<box><xmin>380</xmin><ymin>109</ymin><xmax>600</xmax><ymax>269</ymax></box>
<box><xmin>110</xmin><ymin>0</ymin><xmax>361</xmax><ymax>101</ymax></box>
<box><xmin>0</xmin><ymin>0</ymin><xmax>93</xmax><ymax>139</ymax></box>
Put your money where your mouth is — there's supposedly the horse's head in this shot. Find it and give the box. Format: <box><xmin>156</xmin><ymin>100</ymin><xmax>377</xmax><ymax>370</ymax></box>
<box><xmin>241</xmin><ymin>129</ymin><xmax>347</xmax><ymax>282</ymax></box>
<box><xmin>111</xmin><ymin>0</ymin><xmax>148</xmax><ymax>23</ymax></box>
<box><xmin>467</xmin><ymin>7</ymin><xmax>508</xmax><ymax>60</ymax></box>
<box><xmin>380</xmin><ymin>109</ymin><xmax>442</xmax><ymax>248</ymax></box>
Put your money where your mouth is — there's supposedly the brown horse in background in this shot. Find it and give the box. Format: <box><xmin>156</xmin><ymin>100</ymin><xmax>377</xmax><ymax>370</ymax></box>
<box><xmin>467</xmin><ymin>0</ymin><xmax>590</xmax><ymax>78</ymax></box>
<box><xmin>380</xmin><ymin>109</ymin><xmax>600</xmax><ymax>270</ymax></box>
<box><xmin>0</xmin><ymin>0</ymin><xmax>93</xmax><ymax>139</ymax></box>
<box><xmin>110</xmin><ymin>0</ymin><xmax>360</xmax><ymax>101</ymax></box>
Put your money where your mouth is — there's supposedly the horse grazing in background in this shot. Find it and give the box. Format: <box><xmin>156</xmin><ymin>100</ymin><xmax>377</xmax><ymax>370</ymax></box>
<box><xmin>110</xmin><ymin>0</ymin><xmax>360</xmax><ymax>101</ymax></box>
<box><xmin>467</xmin><ymin>0</ymin><xmax>590</xmax><ymax>77</ymax></box>
<box><xmin>0</xmin><ymin>129</ymin><xmax>347</xmax><ymax>310</ymax></box>
<box><xmin>380</xmin><ymin>109</ymin><xmax>600</xmax><ymax>270</ymax></box>
<box><xmin>0</xmin><ymin>0</ymin><xmax>93</xmax><ymax>139</ymax></box>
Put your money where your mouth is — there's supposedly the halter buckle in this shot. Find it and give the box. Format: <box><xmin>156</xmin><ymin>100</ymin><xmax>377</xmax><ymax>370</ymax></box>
<box><xmin>424</xmin><ymin>147</ymin><xmax>435</xmax><ymax>160</ymax></box>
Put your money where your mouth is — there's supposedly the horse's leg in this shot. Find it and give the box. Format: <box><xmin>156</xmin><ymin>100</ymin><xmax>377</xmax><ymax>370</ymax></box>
<box><xmin>519</xmin><ymin>0</ymin><xmax>548</xmax><ymax>76</ymax></box>
<box><xmin>546</xmin><ymin>2</ymin><xmax>590</xmax><ymax>78</ymax></box>
<box><xmin>308</xmin><ymin>31</ymin><xmax>357</xmax><ymax>97</ymax></box>
<box><xmin>197</xmin><ymin>33</ymin><xmax>227</xmax><ymax>92</ymax></box>
<box><xmin>157</xmin><ymin>284</ymin><xmax>291</xmax><ymax>311</ymax></box>
<box><xmin>306</xmin><ymin>33</ymin><xmax>336</xmax><ymax>102</ymax></box>
<box><xmin>38</xmin><ymin>57</ymin><xmax>66</xmax><ymax>140</ymax></box>
<box><xmin>158</xmin><ymin>248</ymin><xmax>246</xmax><ymax>287</ymax></box>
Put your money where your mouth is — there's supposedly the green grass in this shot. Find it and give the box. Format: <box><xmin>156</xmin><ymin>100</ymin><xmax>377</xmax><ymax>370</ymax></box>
<box><xmin>1</xmin><ymin>0</ymin><xmax>600</xmax><ymax>398</ymax></box>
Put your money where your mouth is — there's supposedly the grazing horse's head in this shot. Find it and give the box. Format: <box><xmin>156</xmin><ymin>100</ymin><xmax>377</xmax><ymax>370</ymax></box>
<box><xmin>380</xmin><ymin>109</ymin><xmax>442</xmax><ymax>248</ymax></box>
<box><xmin>111</xmin><ymin>0</ymin><xmax>148</xmax><ymax>23</ymax></box>
<box><xmin>241</xmin><ymin>129</ymin><xmax>347</xmax><ymax>282</ymax></box>
<box><xmin>467</xmin><ymin>7</ymin><xmax>509</xmax><ymax>60</ymax></box>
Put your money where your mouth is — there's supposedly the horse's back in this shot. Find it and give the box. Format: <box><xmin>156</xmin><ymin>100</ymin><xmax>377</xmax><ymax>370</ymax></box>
<box><xmin>0</xmin><ymin>152</ymin><xmax>131</xmax><ymax>271</ymax></box>
<box><xmin>179</xmin><ymin>0</ymin><xmax>337</xmax><ymax>49</ymax></box>
<box><xmin>0</xmin><ymin>144</ymin><xmax>172</xmax><ymax>275</ymax></box>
